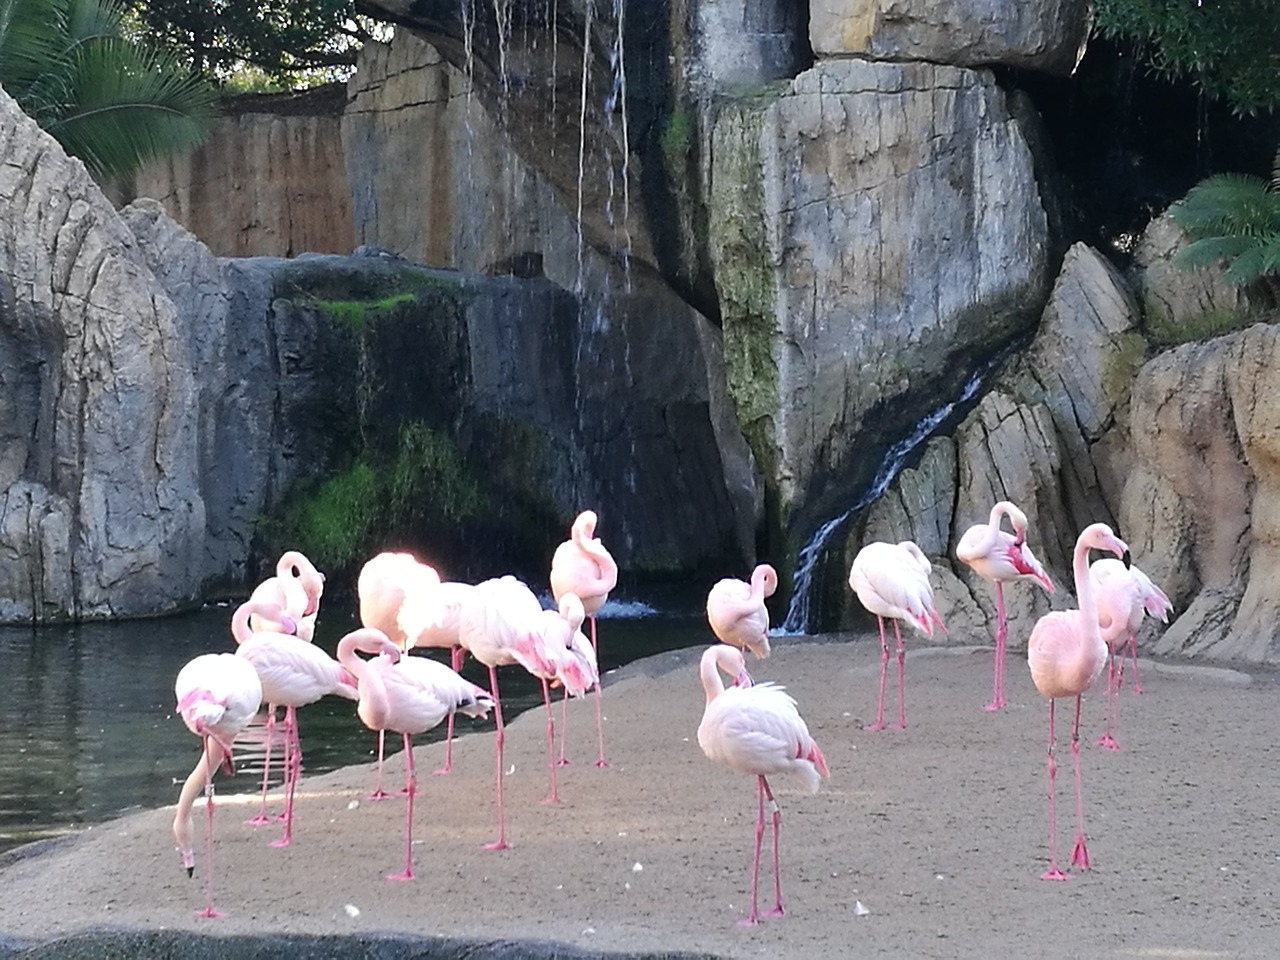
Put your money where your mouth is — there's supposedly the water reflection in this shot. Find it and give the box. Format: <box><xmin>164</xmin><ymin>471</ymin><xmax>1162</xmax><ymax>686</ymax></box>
<box><xmin>0</xmin><ymin>595</ymin><xmax>709</xmax><ymax>855</ymax></box>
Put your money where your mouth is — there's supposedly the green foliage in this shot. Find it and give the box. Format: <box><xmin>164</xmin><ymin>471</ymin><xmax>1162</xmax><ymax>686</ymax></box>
<box><xmin>387</xmin><ymin>421</ymin><xmax>484</xmax><ymax>525</ymax></box>
<box><xmin>1093</xmin><ymin>0</ymin><xmax>1280</xmax><ymax>115</ymax></box>
<box><xmin>277</xmin><ymin>461</ymin><xmax>377</xmax><ymax>569</ymax></box>
<box><xmin>0</xmin><ymin>0</ymin><xmax>216</xmax><ymax>178</ymax></box>
<box><xmin>1145</xmin><ymin>304</ymin><xmax>1264</xmax><ymax>346</ymax></box>
<box><xmin>1170</xmin><ymin>170</ymin><xmax>1280</xmax><ymax>286</ymax></box>
<box><xmin>659</xmin><ymin>108</ymin><xmax>693</xmax><ymax>175</ymax></box>
<box><xmin>314</xmin><ymin>291</ymin><xmax>417</xmax><ymax>330</ymax></box>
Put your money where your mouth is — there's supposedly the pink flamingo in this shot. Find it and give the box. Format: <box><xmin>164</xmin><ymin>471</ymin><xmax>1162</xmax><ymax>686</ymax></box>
<box><xmin>172</xmin><ymin>652</ymin><xmax>262</xmax><ymax>918</ymax></box>
<box><xmin>705</xmin><ymin>563</ymin><xmax>779</xmax><ymax>683</ymax></box>
<box><xmin>1027</xmin><ymin>521</ymin><xmax>1129</xmax><ymax>880</ymax></box>
<box><xmin>231</xmin><ymin>599</ymin><xmax>358</xmax><ymax>846</ymax></box>
<box><xmin>697</xmin><ymin>644</ymin><xmax>830</xmax><ymax>926</ymax></box>
<box><xmin>248</xmin><ymin>550</ymin><xmax>325</xmax><ymax>642</ymax></box>
<box><xmin>458</xmin><ymin>575</ymin><xmax>568</xmax><ymax>849</ymax></box>
<box><xmin>848</xmin><ymin>540</ymin><xmax>945</xmax><ymax>730</ymax></box>
<box><xmin>337</xmin><ymin>627</ymin><xmax>494</xmax><ymax>881</ymax></box>
<box><xmin>1090</xmin><ymin>557</ymin><xmax>1172</xmax><ymax>750</ymax></box>
<box><xmin>549</xmin><ymin>509</ymin><xmax>617</xmax><ymax>767</ymax></box>
<box><xmin>356</xmin><ymin>551</ymin><xmax>442</xmax><ymax>794</ymax></box>
<box><xmin>531</xmin><ymin>591</ymin><xmax>600</xmax><ymax>801</ymax></box>
<box><xmin>956</xmin><ymin>501</ymin><xmax>1056</xmax><ymax>711</ymax></box>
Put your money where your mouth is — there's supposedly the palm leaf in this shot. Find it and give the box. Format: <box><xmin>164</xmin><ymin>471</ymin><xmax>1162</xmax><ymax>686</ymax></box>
<box><xmin>1169</xmin><ymin>173</ymin><xmax>1280</xmax><ymax>239</ymax></box>
<box><xmin>1222</xmin><ymin>235</ymin><xmax>1280</xmax><ymax>286</ymax></box>
<box><xmin>1173</xmin><ymin>235</ymin><xmax>1257</xmax><ymax>270</ymax></box>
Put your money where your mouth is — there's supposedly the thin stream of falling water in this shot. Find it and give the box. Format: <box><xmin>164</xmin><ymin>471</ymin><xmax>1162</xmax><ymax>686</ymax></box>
<box><xmin>777</xmin><ymin>367</ymin><xmax>989</xmax><ymax>635</ymax></box>
<box><xmin>575</xmin><ymin>0</ymin><xmax>594</xmax><ymax>294</ymax></box>
<box><xmin>609</xmin><ymin>0</ymin><xmax>632</xmax><ymax>289</ymax></box>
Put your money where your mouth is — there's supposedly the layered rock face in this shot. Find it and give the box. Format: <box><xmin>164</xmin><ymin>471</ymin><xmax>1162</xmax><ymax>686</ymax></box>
<box><xmin>0</xmin><ymin>88</ymin><xmax>204</xmax><ymax>620</ymax></box>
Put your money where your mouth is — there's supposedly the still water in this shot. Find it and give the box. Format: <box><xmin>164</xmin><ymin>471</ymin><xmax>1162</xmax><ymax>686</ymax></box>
<box><xmin>0</xmin><ymin>591</ymin><xmax>712</xmax><ymax>855</ymax></box>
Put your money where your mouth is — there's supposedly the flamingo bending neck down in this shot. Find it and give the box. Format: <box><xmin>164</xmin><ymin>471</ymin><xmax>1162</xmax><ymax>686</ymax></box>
<box><xmin>848</xmin><ymin>540</ymin><xmax>945</xmax><ymax>730</ymax></box>
<box><xmin>956</xmin><ymin>500</ymin><xmax>1055</xmax><ymax>711</ymax></box>
<box><xmin>337</xmin><ymin>627</ymin><xmax>493</xmax><ymax>881</ymax></box>
<box><xmin>697</xmin><ymin>644</ymin><xmax>829</xmax><ymax>926</ymax></box>
<box><xmin>1027</xmin><ymin>521</ymin><xmax>1129</xmax><ymax>880</ymax></box>
<box><xmin>248</xmin><ymin>550</ymin><xmax>325</xmax><ymax>642</ymax></box>
<box><xmin>172</xmin><ymin>652</ymin><xmax>263</xmax><ymax>918</ymax></box>
<box><xmin>706</xmin><ymin>563</ymin><xmax>779</xmax><ymax>684</ymax></box>
<box><xmin>549</xmin><ymin>509</ymin><xmax>617</xmax><ymax>767</ymax></box>
<box><xmin>1090</xmin><ymin>557</ymin><xmax>1172</xmax><ymax>750</ymax></box>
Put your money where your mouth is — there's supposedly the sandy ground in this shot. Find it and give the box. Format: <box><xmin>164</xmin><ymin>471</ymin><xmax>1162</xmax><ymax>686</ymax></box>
<box><xmin>1</xmin><ymin>632</ymin><xmax>1278</xmax><ymax>959</ymax></box>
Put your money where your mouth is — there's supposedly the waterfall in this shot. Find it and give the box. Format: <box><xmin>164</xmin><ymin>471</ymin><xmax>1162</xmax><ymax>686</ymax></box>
<box><xmin>574</xmin><ymin>0</ymin><xmax>595</xmax><ymax>295</ymax></box>
<box><xmin>777</xmin><ymin>368</ymin><xmax>989</xmax><ymax>635</ymax></box>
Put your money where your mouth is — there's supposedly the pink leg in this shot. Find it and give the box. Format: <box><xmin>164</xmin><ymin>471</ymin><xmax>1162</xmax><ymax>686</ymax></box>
<box><xmin>484</xmin><ymin>666</ymin><xmax>510</xmax><ymax>850</ymax></box>
<box><xmin>554</xmin><ymin>687</ymin><xmax>571</xmax><ymax>766</ymax></box>
<box><xmin>434</xmin><ymin>646</ymin><xmax>465</xmax><ymax>775</ymax></box>
<box><xmin>761</xmin><ymin>777</ymin><xmax>785</xmax><ymax>919</ymax></box>
<box><xmin>866</xmin><ymin>616</ymin><xmax>889</xmax><ymax>731</ymax></box>
<box><xmin>1096</xmin><ymin>652</ymin><xmax>1120</xmax><ymax>750</ymax></box>
<box><xmin>387</xmin><ymin>733</ymin><xmax>417</xmax><ymax>881</ymax></box>
<box><xmin>272</xmin><ymin>706</ymin><xmax>295</xmax><ymax>821</ymax></box>
<box><xmin>270</xmin><ymin>707</ymin><xmax>300</xmax><ymax>847</ymax></box>
<box><xmin>894</xmin><ymin>620</ymin><xmax>907</xmax><ymax>729</ymax></box>
<box><xmin>1069</xmin><ymin>695</ymin><xmax>1091</xmax><ymax>870</ymax></box>
<box><xmin>1127</xmin><ymin>632</ymin><xmax>1142</xmax><ymax>694</ymax></box>
<box><xmin>1041</xmin><ymin>699</ymin><xmax>1068</xmax><ymax>880</ymax></box>
<box><xmin>737</xmin><ymin>775</ymin><xmax>766</xmax><ymax>926</ymax></box>
<box><xmin>196</xmin><ymin>736</ymin><xmax>224</xmax><ymax>918</ymax></box>
<box><xmin>540</xmin><ymin>678</ymin><xmax>560</xmax><ymax>804</ymax></box>
<box><xmin>246</xmin><ymin>705</ymin><xmax>276</xmax><ymax>825</ymax></box>
<box><xmin>984</xmin><ymin>584</ymin><xmax>1007</xmax><ymax>711</ymax></box>
<box><xmin>590</xmin><ymin>616</ymin><xmax>609</xmax><ymax>767</ymax></box>
<box><xmin>369</xmin><ymin>729</ymin><xmax>391</xmax><ymax>800</ymax></box>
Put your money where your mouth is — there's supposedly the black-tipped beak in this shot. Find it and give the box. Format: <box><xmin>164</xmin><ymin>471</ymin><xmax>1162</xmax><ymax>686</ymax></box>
<box><xmin>186</xmin><ymin>865</ymin><xmax>194</xmax><ymax>879</ymax></box>
<box><xmin>1122</xmin><ymin>549</ymin><xmax>1132</xmax><ymax>569</ymax></box>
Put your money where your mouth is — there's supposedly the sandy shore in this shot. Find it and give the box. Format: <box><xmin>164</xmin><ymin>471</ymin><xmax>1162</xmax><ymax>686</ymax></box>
<box><xmin>1</xmin><ymin>633</ymin><xmax>1277</xmax><ymax>959</ymax></box>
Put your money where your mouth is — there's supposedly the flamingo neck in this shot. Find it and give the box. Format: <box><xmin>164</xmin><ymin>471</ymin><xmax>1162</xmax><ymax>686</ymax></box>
<box><xmin>700</xmin><ymin>651</ymin><xmax>727</xmax><ymax>705</ymax></box>
<box><xmin>1072</xmin><ymin>539</ymin><xmax>1101</xmax><ymax>643</ymax></box>
<box><xmin>338</xmin><ymin>634</ymin><xmax>391</xmax><ymax>728</ymax></box>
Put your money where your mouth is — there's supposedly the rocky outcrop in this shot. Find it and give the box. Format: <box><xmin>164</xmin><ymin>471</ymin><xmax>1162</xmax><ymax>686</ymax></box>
<box><xmin>1131</xmin><ymin>211</ymin><xmax>1253</xmax><ymax>329</ymax></box>
<box><xmin>809</xmin><ymin>0</ymin><xmax>1091</xmax><ymax>74</ymax></box>
<box><xmin>0</xmin><ymin>86</ymin><xmax>205</xmax><ymax>621</ymax></box>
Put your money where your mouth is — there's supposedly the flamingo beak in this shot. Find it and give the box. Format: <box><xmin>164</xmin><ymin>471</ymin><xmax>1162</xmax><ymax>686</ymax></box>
<box><xmin>1122</xmin><ymin>549</ymin><xmax>1133</xmax><ymax>569</ymax></box>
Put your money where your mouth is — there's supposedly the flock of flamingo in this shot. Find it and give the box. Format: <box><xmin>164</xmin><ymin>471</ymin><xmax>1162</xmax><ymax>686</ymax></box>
<box><xmin>170</xmin><ymin>501</ymin><xmax>1172</xmax><ymax>925</ymax></box>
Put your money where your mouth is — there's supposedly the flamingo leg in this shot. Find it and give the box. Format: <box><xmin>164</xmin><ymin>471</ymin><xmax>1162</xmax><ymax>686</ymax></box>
<box><xmin>272</xmin><ymin>706</ymin><xmax>295</xmax><ymax>821</ymax></box>
<box><xmin>761</xmin><ymin>776</ymin><xmax>785</xmax><ymax>919</ymax></box>
<box><xmin>867</xmin><ymin>616</ymin><xmax>889</xmax><ymax>731</ymax></box>
<box><xmin>893</xmin><ymin>619</ymin><xmax>907</xmax><ymax>729</ymax></box>
<box><xmin>540</xmin><ymin>678</ymin><xmax>560</xmax><ymax>804</ymax></box>
<box><xmin>1096</xmin><ymin>651</ymin><xmax>1120</xmax><ymax>750</ymax></box>
<box><xmin>387</xmin><ymin>732</ymin><xmax>417</xmax><ymax>881</ymax></box>
<box><xmin>270</xmin><ymin>707</ymin><xmax>300</xmax><ymax>847</ymax></box>
<box><xmin>1069</xmin><ymin>694</ymin><xmax>1091</xmax><ymax>870</ymax></box>
<box><xmin>555</xmin><ymin>687</ymin><xmax>571</xmax><ymax>766</ymax></box>
<box><xmin>197</xmin><ymin>735</ymin><xmax>224</xmax><ymax>918</ymax></box>
<box><xmin>434</xmin><ymin>645</ymin><xmax>465</xmax><ymax>775</ymax></box>
<box><xmin>484</xmin><ymin>666</ymin><xmax>510</xmax><ymax>850</ymax></box>
<box><xmin>369</xmin><ymin>729</ymin><xmax>391</xmax><ymax>800</ymax></box>
<box><xmin>246</xmin><ymin>705</ymin><xmax>276</xmax><ymax>825</ymax></box>
<box><xmin>984</xmin><ymin>583</ymin><xmax>1007</xmax><ymax>711</ymax></box>
<box><xmin>1127</xmin><ymin>632</ymin><xmax>1143</xmax><ymax>694</ymax></box>
<box><xmin>1041</xmin><ymin>698</ymin><xmax>1068</xmax><ymax>880</ymax></box>
<box><xmin>738</xmin><ymin>775</ymin><xmax>766</xmax><ymax>926</ymax></box>
<box><xmin>590</xmin><ymin>615</ymin><xmax>609</xmax><ymax>767</ymax></box>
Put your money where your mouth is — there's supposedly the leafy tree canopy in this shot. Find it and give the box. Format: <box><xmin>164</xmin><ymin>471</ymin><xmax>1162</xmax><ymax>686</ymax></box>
<box><xmin>1093</xmin><ymin>0</ymin><xmax>1280</xmax><ymax>116</ymax></box>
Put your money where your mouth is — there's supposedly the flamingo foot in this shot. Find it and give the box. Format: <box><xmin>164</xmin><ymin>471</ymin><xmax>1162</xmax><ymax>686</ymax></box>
<box><xmin>195</xmin><ymin>906</ymin><xmax>224</xmax><ymax>919</ymax></box>
<box><xmin>244</xmin><ymin>813</ymin><xmax>272</xmax><ymax>826</ymax></box>
<box><xmin>367</xmin><ymin>789</ymin><xmax>391</xmax><ymax>801</ymax></box>
<box><xmin>553</xmin><ymin>758</ymin><xmax>571</xmax><ymax>767</ymax></box>
<box><xmin>893</xmin><ymin>722</ymin><xmax>907</xmax><ymax>730</ymax></box>
<box><xmin>483</xmin><ymin>839</ymin><xmax>511</xmax><ymax>851</ymax></box>
<box><xmin>431</xmin><ymin>764</ymin><xmax>453</xmax><ymax>775</ymax></box>
<box><xmin>593</xmin><ymin>759</ymin><xmax>610</xmax><ymax>769</ymax></box>
<box><xmin>398</xmin><ymin>785</ymin><xmax>412</xmax><ymax>796</ymax></box>
<box><xmin>386</xmin><ymin>869</ymin><xmax>414</xmax><ymax>882</ymax></box>
<box><xmin>541</xmin><ymin>794</ymin><xmax>561</xmax><ymax>805</ymax></box>
<box><xmin>1070</xmin><ymin>837</ymin><xmax>1090</xmax><ymax>870</ymax></box>
<box><xmin>1095</xmin><ymin>733</ymin><xmax>1120</xmax><ymax>751</ymax></box>
<box><xmin>864</xmin><ymin>722</ymin><xmax>885</xmax><ymax>732</ymax></box>
<box><xmin>1040</xmin><ymin>867</ymin><xmax>1070</xmax><ymax>881</ymax></box>
<box><xmin>736</xmin><ymin>915</ymin><xmax>760</xmax><ymax>927</ymax></box>
<box><xmin>983</xmin><ymin>697</ymin><xmax>1006</xmax><ymax>712</ymax></box>
<box><xmin>268</xmin><ymin>836</ymin><xmax>291</xmax><ymax>849</ymax></box>
<box><xmin>763</xmin><ymin>905</ymin><xmax>786</xmax><ymax>919</ymax></box>
<box><xmin>271</xmin><ymin>811</ymin><xmax>288</xmax><ymax>823</ymax></box>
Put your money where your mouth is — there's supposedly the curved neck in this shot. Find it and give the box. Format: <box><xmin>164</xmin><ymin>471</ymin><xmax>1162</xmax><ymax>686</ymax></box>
<box><xmin>337</xmin><ymin>630</ymin><xmax>394</xmax><ymax>727</ymax></box>
<box><xmin>1073</xmin><ymin>539</ymin><xmax>1100</xmax><ymax>640</ymax></box>
<box><xmin>700</xmin><ymin>650</ymin><xmax>727</xmax><ymax>705</ymax></box>
<box><xmin>230</xmin><ymin>600</ymin><xmax>278</xmax><ymax>644</ymax></box>
<box><xmin>573</xmin><ymin>528</ymin><xmax>617</xmax><ymax>590</ymax></box>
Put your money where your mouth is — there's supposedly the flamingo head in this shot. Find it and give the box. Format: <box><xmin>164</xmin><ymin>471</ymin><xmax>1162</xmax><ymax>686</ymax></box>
<box><xmin>573</xmin><ymin>509</ymin><xmax>599</xmax><ymax>540</ymax></box>
<box><xmin>1079</xmin><ymin>523</ymin><xmax>1129</xmax><ymax>563</ymax></box>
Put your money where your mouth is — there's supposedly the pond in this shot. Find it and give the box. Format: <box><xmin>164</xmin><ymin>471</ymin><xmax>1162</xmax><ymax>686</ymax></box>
<box><xmin>0</xmin><ymin>588</ymin><xmax>713</xmax><ymax>856</ymax></box>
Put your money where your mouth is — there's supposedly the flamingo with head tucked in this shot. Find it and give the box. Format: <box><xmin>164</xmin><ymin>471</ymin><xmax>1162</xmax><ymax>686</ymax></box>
<box><xmin>697</xmin><ymin>644</ymin><xmax>829</xmax><ymax>926</ymax></box>
<box><xmin>549</xmin><ymin>510</ymin><xmax>618</xmax><ymax>767</ymax></box>
<box><xmin>706</xmin><ymin>563</ymin><xmax>779</xmax><ymax>683</ymax></box>
<box><xmin>848</xmin><ymin>540</ymin><xmax>945</xmax><ymax>730</ymax></box>
<box><xmin>172</xmin><ymin>652</ymin><xmax>262</xmax><ymax>918</ymax></box>
<box><xmin>1090</xmin><ymin>557</ymin><xmax>1172</xmax><ymax>750</ymax></box>
<box><xmin>337</xmin><ymin>627</ymin><xmax>493</xmax><ymax>881</ymax></box>
<box><xmin>956</xmin><ymin>501</ymin><xmax>1055</xmax><ymax>711</ymax></box>
<box><xmin>1027</xmin><ymin>522</ymin><xmax>1129</xmax><ymax>880</ymax></box>
<box><xmin>248</xmin><ymin>550</ymin><xmax>325</xmax><ymax>642</ymax></box>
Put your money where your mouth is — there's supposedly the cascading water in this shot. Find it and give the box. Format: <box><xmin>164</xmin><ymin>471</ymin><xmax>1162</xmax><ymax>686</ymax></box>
<box><xmin>776</xmin><ymin>367</ymin><xmax>990</xmax><ymax>635</ymax></box>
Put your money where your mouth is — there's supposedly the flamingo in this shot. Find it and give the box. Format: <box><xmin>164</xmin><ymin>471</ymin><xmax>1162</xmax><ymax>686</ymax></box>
<box><xmin>697</xmin><ymin>644</ymin><xmax>830</xmax><ymax>926</ymax></box>
<box><xmin>531</xmin><ymin>591</ymin><xmax>600</xmax><ymax>802</ymax></box>
<box><xmin>356</xmin><ymin>551</ymin><xmax>442</xmax><ymax>794</ymax></box>
<box><xmin>458</xmin><ymin>575</ymin><xmax>567</xmax><ymax>849</ymax></box>
<box><xmin>172</xmin><ymin>652</ymin><xmax>262</xmax><ymax>918</ymax></box>
<box><xmin>248</xmin><ymin>550</ymin><xmax>325</xmax><ymax>642</ymax></box>
<box><xmin>848</xmin><ymin>540</ymin><xmax>945</xmax><ymax>730</ymax></box>
<box><xmin>1027</xmin><ymin>521</ymin><xmax>1129</xmax><ymax>880</ymax></box>
<box><xmin>1091</xmin><ymin>558</ymin><xmax>1172</xmax><ymax>750</ymax></box>
<box><xmin>549</xmin><ymin>509</ymin><xmax>617</xmax><ymax>767</ymax></box>
<box><xmin>336</xmin><ymin>627</ymin><xmax>494</xmax><ymax>881</ymax></box>
<box><xmin>706</xmin><ymin>563</ymin><xmax>779</xmax><ymax>683</ymax></box>
<box><xmin>231</xmin><ymin>599</ymin><xmax>358</xmax><ymax>846</ymax></box>
<box><xmin>955</xmin><ymin>501</ymin><xmax>1056</xmax><ymax>711</ymax></box>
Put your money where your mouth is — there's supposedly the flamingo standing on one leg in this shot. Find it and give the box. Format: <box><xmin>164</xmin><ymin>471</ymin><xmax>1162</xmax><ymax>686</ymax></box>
<box><xmin>531</xmin><ymin>591</ymin><xmax>600</xmax><ymax>803</ymax></box>
<box><xmin>549</xmin><ymin>509</ymin><xmax>617</xmax><ymax>767</ymax></box>
<box><xmin>337</xmin><ymin>627</ymin><xmax>493</xmax><ymax>881</ymax></box>
<box><xmin>848</xmin><ymin>540</ymin><xmax>945</xmax><ymax>730</ymax></box>
<box><xmin>356</xmin><ymin>551</ymin><xmax>442</xmax><ymax>796</ymax></box>
<box><xmin>172</xmin><ymin>653</ymin><xmax>262</xmax><ymax>918</ymax></box>
<box><xmin>1090</xmin><ymin>558</ymin><xmax>1172</xmax><ymax>750</ymax></box>
<box><xmin>248</xmin><ymin>550</ymin><xmax>325</xmax><ymax>641</ymax></box>
<box><xmin>956</xmin><ymin>501</ymin><xmax>1056</xmax><ymax>711</ymax></box>
<box><xmin>1027</xmin><ymin>522</ymin><xmax>1129</xmax><ymax>880</ymax></box>
<box><xmin>697</xmin><ymin>644</ymin><xmax>830</xmax><ymax>926</ymax></box>
<box><xmin>232</xmin><ymin>600</ymin><xmax>358</xmax><ymax>846</ymax></box>
<box><xmin>706</xmin><ymin>563</ymin><xmax>779</xmax><ymax>684</ymax></box>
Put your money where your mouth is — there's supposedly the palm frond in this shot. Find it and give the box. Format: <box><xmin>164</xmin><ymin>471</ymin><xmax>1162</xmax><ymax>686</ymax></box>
<box><xmin>1222</xmin><ymin>235</ymin><xmax>1280</xmax><ymax>286</ymax></box>
<box><xmin>1170</xmin><ymin>173</ymin><xmax>1280</xmax><ymax>239</ymax></box>
<box><xmin>1173</xmin><ymin>235</ymin><xmax>1257</xmax><ymax>270</ymax></box>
